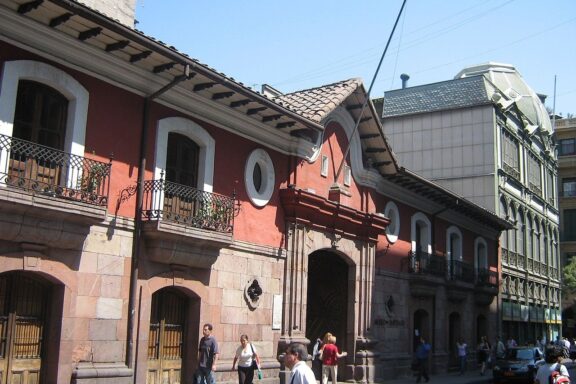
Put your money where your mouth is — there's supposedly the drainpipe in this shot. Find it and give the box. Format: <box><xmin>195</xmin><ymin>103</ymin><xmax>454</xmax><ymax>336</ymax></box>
<box><xmin>431</xmin><ymin>204</ymin><xmax>452</xmax><ymax>256</ymax></box>
<box><xmin>126</xmin><ymin>65</ymin><xmax>192</xmax><ymax>379</ymax></box>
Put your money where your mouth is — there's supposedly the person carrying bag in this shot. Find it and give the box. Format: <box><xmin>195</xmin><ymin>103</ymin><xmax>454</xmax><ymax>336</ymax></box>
<box><xmin>232</xmin><ymin>335</ymin><xmax>261</xmax><ymax>384</ymax></box>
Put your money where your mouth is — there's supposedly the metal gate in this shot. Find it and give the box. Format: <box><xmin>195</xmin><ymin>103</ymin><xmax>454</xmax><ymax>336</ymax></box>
<box><xmin>0</xmin><ymin>274</ymin><xmax>49</xmax><ymax>384</ymax></box>
<box><xmin>147</xmin><ymin>289</ymin><xmax>186</xmax><ymax>384</ymax></box>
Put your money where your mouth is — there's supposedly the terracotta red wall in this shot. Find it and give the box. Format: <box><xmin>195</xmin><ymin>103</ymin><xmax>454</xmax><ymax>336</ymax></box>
<box><xmin>0</xmin><ymin>41</ymin><xmax>288</xmax><ymax>247</ymax></box>
<box><xmin>294</xmin><ymin>121</ymin><xmax>372</xmax><ymax>212</ymax></box>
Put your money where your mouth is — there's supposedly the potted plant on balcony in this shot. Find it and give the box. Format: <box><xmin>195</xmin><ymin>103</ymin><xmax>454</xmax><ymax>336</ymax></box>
<box><xmin>80</xmin><ymin>163</ymin><xmax>108</xmax><ymax>195</ymax></box>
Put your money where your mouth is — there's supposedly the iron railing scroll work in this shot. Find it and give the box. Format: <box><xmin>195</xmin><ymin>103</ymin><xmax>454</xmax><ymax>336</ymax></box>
<box><xmin>141</xmin><ymin>178</ymin><xmax>235</xmax><ymax>233</ymax></box>
<box><xmin>0</xmin><ymin>133</ymin><xmax>111</xmax><ymax>206</ymax></box>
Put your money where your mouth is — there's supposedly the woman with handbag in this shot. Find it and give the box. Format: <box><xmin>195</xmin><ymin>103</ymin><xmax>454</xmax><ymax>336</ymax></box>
<box><xmin>232</xmin><ymin>334</ymin><xmax>261</xmax><ymax>384</ymax></box>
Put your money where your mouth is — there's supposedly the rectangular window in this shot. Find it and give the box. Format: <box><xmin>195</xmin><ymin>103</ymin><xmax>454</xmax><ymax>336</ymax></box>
<box><xmin>527</xmin><ymin>154</ymin><xmax>541</xmax><ymax>195</ymax></box>
<box><xmin>563</xmin><ymin>178</ymin><xmax>576</xmax><ymax>197</ymax></box>
<box><xmin>343</xmin><ymin>165</ymin><xmax>351</xmax><ymax>186</ymax></box>
<box><xmin>502</xmin><ymin>132</ymin><xmax>520</xmax><ymax>179</ymax></box>
<box><xmin>564</xmin><ymin>209</ymin><xmax>576</xmax><ymax>241</ymax></box>
<box><xmin>321</xmin><ymin>155</ymin><xmax>328</xmax><ymax>177</ymax></box>
<box><xmin>559</xmin><ymin>138</ymin><xmax>575</xmax><ymax>156</ymax></box>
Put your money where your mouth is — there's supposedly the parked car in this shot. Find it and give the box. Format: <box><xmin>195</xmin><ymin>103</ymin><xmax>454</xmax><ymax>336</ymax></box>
<box><xmin>492</xmin><ymin>347</ymin><xmax>545</xmax><ymax>384</ymax></box>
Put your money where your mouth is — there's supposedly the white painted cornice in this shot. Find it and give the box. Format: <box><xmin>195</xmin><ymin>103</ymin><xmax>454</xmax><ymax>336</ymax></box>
<box><xmin>0</xmin><ymin>6</ymin><xmax>317</xmax><ymax>158</ymax></box>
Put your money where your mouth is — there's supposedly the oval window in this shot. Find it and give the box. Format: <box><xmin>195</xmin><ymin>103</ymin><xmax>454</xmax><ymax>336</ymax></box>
<box><xmin>253</xmin><ymin>163</ymin><xmax>262</xmax><ymax>192</ymax></box>
<box><xmin>245</xmin><ymin>149</ymin><xmax>275</xmax><ymax>207</ymax></box>
<box><xmin>384</xmin><ymin>201</ymin><xmax>400</xmax><ymax>243</ymax></box>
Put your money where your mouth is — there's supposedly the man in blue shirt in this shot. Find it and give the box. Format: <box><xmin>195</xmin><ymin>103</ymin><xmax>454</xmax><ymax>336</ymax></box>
<box><xmin>196</xmin><ymin>323</ymin><xmax>219</xmax><ymax>384</ymax></box>
<box><xmin>415</xmin><ymin>337</ymin><xmax>431</xmax><ymax>383</ymax></box>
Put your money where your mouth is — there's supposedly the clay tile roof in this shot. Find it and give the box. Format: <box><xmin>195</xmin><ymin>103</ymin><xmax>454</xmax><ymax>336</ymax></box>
<box><xmin>274</xmin><ymin>78</ymin><xmax>363</xmax><ymax>122</ymax></box>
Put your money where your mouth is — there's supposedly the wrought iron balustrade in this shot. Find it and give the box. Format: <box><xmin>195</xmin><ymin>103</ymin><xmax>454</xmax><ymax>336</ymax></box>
<box><xmin>448</xmin><ymin>259</ymin><xmax>475</xmax><ymax>282</ymax></box>
<box><xmin>142</xmin><ymin>179</ymin><xmax>234</xmax><ymax>233</ymax></box>
<box><xmin>502</xmin><ymin>248</ymin><xmax>509</xmax><ymax>265</ymax></box>
<box><xmin>404</xmin><ymin>251</ymin><xmax>446</xmax><ymax>278</ymax></box>
<box><xmin>502</xmin><ymin>163</ymin><xmax>520</xmax><ymax>180</ymax></box>
<box><xmin>476</xmin><ymin>268</ymin><xmax>498</xmax><ymax>287</ymax></box>
<box><xmin>0</xmin><ymin>133</ymin><xmax>111</xmax><ymax>206</ymax></box>
<box><xmin>529</xmin><ymin>182</ymin><xmax>542</xmax><ymax>196</ymax></box>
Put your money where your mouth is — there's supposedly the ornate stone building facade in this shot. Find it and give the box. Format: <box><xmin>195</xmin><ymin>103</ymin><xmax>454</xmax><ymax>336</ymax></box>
<box><xmin>378</xmin><ymin>63</ymin><xmax>561</xmax><ymax>344</ymax></box>
<box><xmin>0</xmin><ymin>1</ymin><xmax>509</xmax><ymax>383</ymax></box>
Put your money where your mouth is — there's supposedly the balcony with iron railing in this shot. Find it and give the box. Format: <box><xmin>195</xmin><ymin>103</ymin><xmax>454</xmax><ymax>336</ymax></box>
<box><xmin>0</xmin><ymin>133</ymin><xmax>111</xmax><ymax>220</ymax></box>
<box><xmin>403</xmin><ymin>251</ymin><xmax>499</xmax><ymax>288</ymax></box>
<box><xmin>140</xmin><ymin>177</ymin><xmax>236</xmax><ymax>267</ymax></box>
<box><xmin>502</xmin><ymin>163</ymin><xmax>521</xmax><ymax>181</ymax></box>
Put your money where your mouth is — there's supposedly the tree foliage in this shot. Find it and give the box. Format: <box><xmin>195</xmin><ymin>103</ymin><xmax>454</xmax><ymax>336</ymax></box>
<box><xmin>563</xmin><ymin>257</ymin><xmax>576</xmax><ymax>295</ymax></box>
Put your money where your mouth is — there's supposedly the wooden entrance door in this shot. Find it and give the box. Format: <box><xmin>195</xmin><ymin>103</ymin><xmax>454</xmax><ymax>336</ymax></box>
<box><xmin>147</xmin><ymin>289</ymin><xmax>186</xmax><ymax>384</ymax></box>
<box><xmin>162</xmin><ymin>133</ymin><xmax>200</xmax><ymax>220</ymax></box>
<box><xmin>0</xmin><ymin>274</ymin><xmax>49</xmax><ymax>384</ymax></box>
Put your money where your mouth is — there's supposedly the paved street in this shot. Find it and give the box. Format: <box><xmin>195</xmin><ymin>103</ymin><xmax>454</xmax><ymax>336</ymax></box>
<box><xmin>380</xmin><ymin>360</ymin><xmax>576</xmax><ymax>384</ymax></box>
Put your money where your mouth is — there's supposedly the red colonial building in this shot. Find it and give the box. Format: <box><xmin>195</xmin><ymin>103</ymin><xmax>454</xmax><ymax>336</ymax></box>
<box><xmin>0</xmin><ymin>0</ymin><xmax>509</xmax><ymax>383</ymax></box>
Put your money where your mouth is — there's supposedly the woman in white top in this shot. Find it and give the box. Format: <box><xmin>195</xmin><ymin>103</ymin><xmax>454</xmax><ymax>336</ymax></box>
<box><xmin>232</xmin><ymin>334</ymin><xmax>260</xmax><ymax>384</ymax></box>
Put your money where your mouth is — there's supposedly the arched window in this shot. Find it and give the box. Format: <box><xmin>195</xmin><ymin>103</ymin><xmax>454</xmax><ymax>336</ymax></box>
<box><xmin>0</xmin><ymin>60</ymin><xmax>88</xmax><ymax>156</ymax></box>
<box><xmin>447</xmin><ymin>226</ymin><xmax>463</xmax><ymax>279</ymax></box>
<box><xmin>534</xmin><ymin>220</ymin><xmax>541</xmax><ymax>263</ymax></box>
<box><xmin>475</xmin><ymin>237</ymin><xmax>488</xmax><ymax>270</ymax></box>
<box><xmin>526</xmin><ymin>215</ymin><xmax>532</xmax><ymax>259</ymax></box>
<box><xmin>500</xmin><ymin>198</ymin><xmax>508</xmax><ymax>250</ymax></box>
<box><xmin>517</xmin><ymin>209</ymin><xmax>525</xmax><ymax>256</ymax></box>
<box><xmin>154</xmin><ymin>117</ymin><xmax>215</xmax><ymax>192</ymax></box>
<box><xmin>166</xmin><ymin>132</ymin><xmax>199</xmax><ymax>187</ymax></box>
<box><xmin>508</xmin><ymin>205</ymin><xmax>517</xmax><ymax>253</ymax></box>
<box><xmin>411</xmin><ymin>212</ymin><xmax>431</xmax><ymax>255</ymax></box>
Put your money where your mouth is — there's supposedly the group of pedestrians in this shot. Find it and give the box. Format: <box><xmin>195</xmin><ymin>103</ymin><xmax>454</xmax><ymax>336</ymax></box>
<box><xmin>193</xmin><ymin>324</ymin><xmax>347</xmax><ymax>384</ymax></box>
<box><xmin>194</xmin><ymin>323</ymin><xmax>262</xmax><ymax>384</ymax></box>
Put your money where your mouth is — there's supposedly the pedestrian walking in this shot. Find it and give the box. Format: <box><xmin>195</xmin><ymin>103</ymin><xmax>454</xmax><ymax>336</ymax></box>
<box><xmin>456</xmin><ymin>338</ymin><xmax>467</xmax><ymax>375</ymax></box>
<box><xmin>195</xmin><ymin>323</ymin><xmax>219</xmax><ymax>384</ymax></box>
<box><xmin>414</xmin><ymin>337</ymin><xmax>431</xmax><ymax>383</ymax></box>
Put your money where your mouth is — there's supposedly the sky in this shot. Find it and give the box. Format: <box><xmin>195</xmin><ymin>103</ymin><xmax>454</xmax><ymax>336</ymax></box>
<box><xmin>135</xmin><ymin>0</ymin><xmax>576</xmax><ymax>116</ymax></box>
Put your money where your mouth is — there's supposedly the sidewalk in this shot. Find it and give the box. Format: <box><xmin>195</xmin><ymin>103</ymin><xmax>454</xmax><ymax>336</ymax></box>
<box><xmin>380</xmin><ymin>367</ymin><xmax>490</xmax><ymax>384</ymax></box>
<box><xmin>380</xmin><ymin>359</ymin><xmax>576</xmax><ymax>384</ymax></box>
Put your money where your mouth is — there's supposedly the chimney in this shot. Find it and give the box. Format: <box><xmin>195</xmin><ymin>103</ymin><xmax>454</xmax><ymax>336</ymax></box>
<box><xmin>400</xmin><ymin>73</ymin><xmax>410</xmax><ymax>89</ymax></box>
<box><xmin>81</xmin><ymin>0</ymin><xmax>137</xmax><ymax>27</ymax></box>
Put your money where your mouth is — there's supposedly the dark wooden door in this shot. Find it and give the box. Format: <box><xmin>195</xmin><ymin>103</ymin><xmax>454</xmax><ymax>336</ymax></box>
<box><xmin>163</xmin><ymin>133</ymin><xmax>200</xmax><ymax>220</ymax></box>
<box><xmin>0</xmin><ymin>274</ymin><xmax>49</xmax><ymax>384</ymax></box>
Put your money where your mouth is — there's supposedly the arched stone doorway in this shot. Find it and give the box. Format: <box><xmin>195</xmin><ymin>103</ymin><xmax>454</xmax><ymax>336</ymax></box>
<box><xmin>448</xmin><ymin>312</ymin><xmax>461</xmax><ymax>367</ymax></box>
<box><xmin>0</xmin><ymin>272</ymin><xmax>61</xmax><ymax>384</ymax></box>
<box><xmin>413</xmin><ymin>309</ymin><xmax>431</xmax><ymax>352</ymax></box>
<box><xmin>306</xmin><ymin>249</ymin><xmax>349</xmax><ymax>381</ymax></box>
<box><xmin>146</xmin><ymin>287</ymin><xmax>198</xmax><ymax>384</ymax></box>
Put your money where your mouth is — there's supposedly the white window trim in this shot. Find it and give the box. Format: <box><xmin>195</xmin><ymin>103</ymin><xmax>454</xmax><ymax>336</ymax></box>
<box><xmin>244</xmin><ymin>148</ymin><xmax>275</xmax><ymax>207</ymax></box>
<box><xmin>0</xmin><ymin>60</ymin><xmax>89</xmax><ymax>186</ymax></box>
<box><xmin>410</xmin><ymin>212</ymin><xmax>432</xmax><ymax>254</ymax></box>
<box><xmin>446</xmin><ymin>226</ymin><xmax>463</xmax><ymax>262</ymax></box>
<box><xmin>343</xmin><ymin>165</ymin><xmax>351</xmax><ymax>186</ymax></box>
<box><xmin>384</xmin><ymin>201</ymin><xmax>400</xmax><ymax>243</ymax></box>
<box><xmin>154</xmin><ymin>117</ymin><xmax>215</xmax><ymax>192</ymax></box>
<box><xmin>321</xmin><ymin>155</ymin><xmax>329</xmax><ymax>177</ymax></box>
<box><xmin>474</xmin><ymin>237</ymin><xmax>488</xmax><ymax>270</ymax></box>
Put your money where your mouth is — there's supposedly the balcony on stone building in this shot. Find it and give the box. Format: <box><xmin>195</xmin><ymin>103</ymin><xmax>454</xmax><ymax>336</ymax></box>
<box><xmin>403</xmin><ymin>250</ymin><xmax>446</xmax><ymax>278</ymax></box>
<box><xmin>0</xmin><ymin>133</ymin><xmax>111</xmax><ymax>213</ymax></box>
<box><xmin>139</xmin><ymin>178</ymin><xmax>235</xmax><ymax>267</ymax></box>
<box><xmin>447</xmin><ymin>259</ymin><xmax>475</xmax><ymax>282</ymax></box>
<box><xmin>0</xmin><ymin>134</ymin><xmax>112</xmax><ymax>248</ymax></box>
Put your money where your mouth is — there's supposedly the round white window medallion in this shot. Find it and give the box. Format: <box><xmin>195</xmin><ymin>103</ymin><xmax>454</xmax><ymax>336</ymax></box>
<box><xmin>384</xmin><ymin>201</ymin><xmax>400</xmax><ymax>243</ymax></box>
<box><xmin>245</xmin><ymin>149</ymin><xmax>275</xmax><ymax>207</ymax></box>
